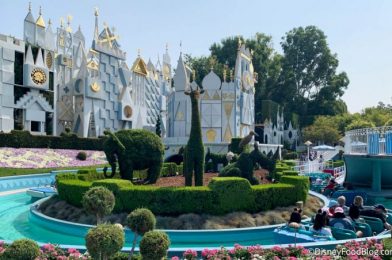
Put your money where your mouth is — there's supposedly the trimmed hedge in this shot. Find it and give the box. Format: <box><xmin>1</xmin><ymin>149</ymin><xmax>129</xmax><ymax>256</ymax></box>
<box><xmin>161</xmin><ymin>162</ymin><xmax>178</xmax><ymax>177</ymax></box>
<box><xmin>57</xmin><ymin>176</ymin><xmax>309</xmax><ymax>215</ymax></box>
<box><xmin>0</xmin><ymin>130</ymin><xmax>104</xmax><ymax>150</ymax></box>
<box><xmin>92</xmin><ymin>179</ymin><xmax>133</xmax><ymax>211</ymax></box>
<box><xmin>282</xmin><ymin>170</ymin><xmax>299</xmax><ymax>176</ymax></box>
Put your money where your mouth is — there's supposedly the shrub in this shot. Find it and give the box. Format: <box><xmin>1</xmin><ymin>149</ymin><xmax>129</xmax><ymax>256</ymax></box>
<box><xmin>208</xmin><ymin>177</ymin><xmax>254</xmax><ymax>214</ymax></box>
<box><xmin>0</xmin><ymin>130</ymin><xmax>104</xmax><ymax>150</ymax></box>
<box><xmin>275</xmin><ymin>172</ymin><xmax>283</xmax><ymax>181</ymax></box>
<box><xmin>177</xmin><ymin>163</ymin><xmax>183</xmax><ymax>175</ymax></box>
<box><xmin>2</xmin><ymin>239</ymin><xmax>40</xmax><ymax>260</ymax></box>
<box><xmin>76</xmin><ymin>151</ymin><xmax>87</xmax><ymax>161</ymax></box>
<box><xmin>229</xmin><ymin>137</ymin><xmax>247</xmax><ymax>154</ymax></box>
<box><xmin>280</xmin><ymin>175</ymin><xmax>310</xmax><ymax>202</ymax></box>
<box><xmin>282</xmin><ymin>170</ymin><xmax>299</xmax><ymax>176</ymax></box>
<box><xmin>82</xmin><ymin>186</ymin><xmax>115</xmax><ymax>224</ymax></box>
<box><xmin>282</xmin><ymin>160</ymin><xmax>296</xmax><ymax>167</ymax></box>
<box><xmin>57</xmin><ymin>179</ymin><xmax>92</xmax><ymax>207</ymax></box>
<box><xmin>85</xmin><ymin>224</ymin><xmax>124</xmax><ymax>260</ymax></box>
<box><xmin>139</xmin><ymin>231</ymin><xmax>170</xmax><ymax>260</ymax></box>
<box><xmin>163</xmin><ymin>162</ymin><xmax>177</xmax><ymax>176</ymax></box>
<box><xmin>92</xmin><ymin>179</ymin><xmax>133</xmax><ymax>212</ymax></box>
<box><xmin>127</xmin><ymin>208</ymin><xmax>156</xmax><ymax>258</ymax></box>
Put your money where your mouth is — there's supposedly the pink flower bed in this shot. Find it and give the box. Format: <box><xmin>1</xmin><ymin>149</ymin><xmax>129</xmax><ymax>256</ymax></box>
<box><xmin>0</xmin><ymin>148</ymin><xmax>107</xmax><ymax>168</ymax></box>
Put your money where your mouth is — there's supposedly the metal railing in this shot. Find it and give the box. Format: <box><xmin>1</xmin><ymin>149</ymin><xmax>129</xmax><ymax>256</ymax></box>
<box><xmin>345</xmin><ymin>126</ymin><xmax>392</xmax><ymax>155</ymax></box>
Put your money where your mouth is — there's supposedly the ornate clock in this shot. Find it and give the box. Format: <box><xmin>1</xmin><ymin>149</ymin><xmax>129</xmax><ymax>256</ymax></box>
<box><xmin>31</xmin><ymin>68</ymin><xmax>47</xmax><ymax>85</ymax></box>
<box><xmin>124</xmin><ymin>105</ymin><xmax>133</xmax><ymax>118</ymax></box>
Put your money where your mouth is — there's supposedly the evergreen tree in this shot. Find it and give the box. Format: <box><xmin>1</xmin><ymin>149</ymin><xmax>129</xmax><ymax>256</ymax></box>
<box><xmin>155</xmin><ymin>116</ymin><xmax>162</xmax><ymax>137</ymax></box>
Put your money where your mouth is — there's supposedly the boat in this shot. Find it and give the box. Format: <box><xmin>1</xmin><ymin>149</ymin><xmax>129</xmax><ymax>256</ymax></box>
<box><xmin>273</xmin><ymin>225</ymin><xmax>335</xmax><ymax>244</ymax></box>
<box><xmin>26</xmin><ymin>186</ymin><xmax>57</xmax><ymax>199</ymax></box>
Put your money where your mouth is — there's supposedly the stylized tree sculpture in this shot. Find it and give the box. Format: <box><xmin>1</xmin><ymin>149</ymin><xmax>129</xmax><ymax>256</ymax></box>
<box><xmin>183</xmin><ymin>81</ymin><xmax>205</xmax><ymax>186</ymax></box>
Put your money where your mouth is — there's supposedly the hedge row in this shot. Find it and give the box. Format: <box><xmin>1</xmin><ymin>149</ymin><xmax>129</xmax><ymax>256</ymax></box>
<box><xmin>57</xmin><ymin>176</ymin><xmax>309</xmax><ymax>215</ymax></box>
<box><xmin>0</xmin><ymin>130</ymin><xmax>104</xmax><ymax>150</ymax></box>
<box><xmin>161</xmin><ymin>162</ymin><xmax>182</xmax><ymax>177</ymax></box>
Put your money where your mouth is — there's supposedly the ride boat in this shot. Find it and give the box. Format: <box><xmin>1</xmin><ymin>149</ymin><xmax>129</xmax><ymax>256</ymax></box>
<box><xmin>26</xmin><ymin>186</ymin><xmax>57</xmax><ymax>199</ymax></box>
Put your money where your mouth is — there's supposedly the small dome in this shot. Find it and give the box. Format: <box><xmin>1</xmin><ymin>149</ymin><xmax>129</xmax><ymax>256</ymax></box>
<box><xmin>202</xmin><ymin>70</ymin><xmax>221</xmax><ymax>90</ymax></box>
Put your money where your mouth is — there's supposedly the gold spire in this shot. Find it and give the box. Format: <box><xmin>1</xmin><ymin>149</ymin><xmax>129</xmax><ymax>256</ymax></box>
<box><xmin>192</xmin><ymin>69</ymin><xmax>196</xmax><ymax>82</ymax></box>
<box><xmin>66</xmin><ymin>15</ymin><xmax>73</xmax><ymax>33</ymax></box>
<box><xmin>238</xmin><ymin>37</ymin><xmax>242</xmax><ymax>50</ymax></box>
<box><xmin>36</xmin><ymin>6</ymin><xmax>46</xmax><ymax>28</ymax></box>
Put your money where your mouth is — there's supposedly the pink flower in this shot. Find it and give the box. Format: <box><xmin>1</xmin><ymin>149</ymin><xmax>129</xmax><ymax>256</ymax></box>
<box><xmin>171</xmin><ymin>257</ymin><xmax>180</xmax><ymax>260</ymax></box>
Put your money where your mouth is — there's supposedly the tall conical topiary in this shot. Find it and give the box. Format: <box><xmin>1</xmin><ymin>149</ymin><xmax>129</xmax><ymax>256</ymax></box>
<box><xmin>184</xmin><ymin>81</ymin><xmax>205</xmax><ymax>186</ymax></box>
<box><xmin>155</xmin><ymin>116</ymin><xmax>162</xmax><ymax>138</ymax></box>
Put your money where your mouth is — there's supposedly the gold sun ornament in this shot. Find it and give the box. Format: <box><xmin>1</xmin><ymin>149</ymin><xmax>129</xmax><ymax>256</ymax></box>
<box><xmin>31</xmin><ymin>68</ymin><xmax>47</xmax><ymax>85</ymax></box>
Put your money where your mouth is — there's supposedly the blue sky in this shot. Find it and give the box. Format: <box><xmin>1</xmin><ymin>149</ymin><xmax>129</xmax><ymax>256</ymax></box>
<box><xmin>1</xmin><ymin>0</ymin><xmax>391</xmax><ymax>113</ymax></box>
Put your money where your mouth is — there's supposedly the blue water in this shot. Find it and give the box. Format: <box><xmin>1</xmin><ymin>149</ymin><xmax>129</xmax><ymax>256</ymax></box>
<box><xmin>0</xmin><ymin>192</ymin><xmax>85</xmax><ymax>245</ymax></box>
<box><xmin>0</xmin><ymin>192</ymin><xmax>275</xmax><ymax>248</ymax></box>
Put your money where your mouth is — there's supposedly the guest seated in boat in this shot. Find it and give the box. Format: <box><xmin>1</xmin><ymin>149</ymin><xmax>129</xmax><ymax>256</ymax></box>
<box><xmin>329</xmin><ymin>207</ymin><xmax>363</xmax><ymax>237</ymax></box>
<box><xmin>337</xmin><ymin>196</ymin><xmax>349</xmax><ymax>215</ymax></box>
<box><xmin>310</xmin><ymin>209</ymin><xmax>332</xmax><ymax>236</ymax></box>
<box><xmin>289</xmin><ymin>208</ymin><xmax>302</xmax><ymax>224</ymax></box>
<box><xmin>323</xmin><ymin>179</ymin><xmax>337</xmax><ymax>196</ymax></box>
<box><xmin>349</xmin><ymin>196</ymin><xmax>364</xmax><ymax>221</ymax></box>
<box><xmin>327</xmin><ymin>200</ymin><xmax>339</xmax><ymax>218</ymax></box>
<box><xmin>360</xmin><ymin>204</ymin><xmax>391</xmax><ymax>230</ymax></box>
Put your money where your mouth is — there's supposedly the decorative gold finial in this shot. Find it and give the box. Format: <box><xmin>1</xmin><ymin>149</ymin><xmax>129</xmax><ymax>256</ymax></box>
<box><xmin>28</xmin><ymin>2</ymin><xmax>31</xmax><ymax>12</ymax></box>
<box><xmin>223</xmin><ymin>68</ymin><xmax>227</xmax><ymax>82</ymax></box>
<box><xmin>192</xmin><ymin>69</ymin><xmax>196</xmax><ymax>82</ymax></box>
<box><xmin>238</xmin><ymin>37</ymin><xmax>242</xmax><ymax>49</ymax></box>
<box><xmin>94</xmin><ymin>7</ymin><xmax>99</xmax><ymax>17</ymax></box>
<box><xmin>230</xmin><ymin>69</ymin><xmax>234</xmax><ymax>82</ymax></box>
<box><xmin>60</xmin><ymin>17</ymin><xmax>64</xmax><ymax>28</ymax></box>
<box><xmin>39</xmin><ymin>6</ymin><xmax>42</xmax><ymax>15</ymax></box>
<box><xmin>67</xmin><ymin>15</ymin><xmax>72</xmax><ymax>25</ymax></box>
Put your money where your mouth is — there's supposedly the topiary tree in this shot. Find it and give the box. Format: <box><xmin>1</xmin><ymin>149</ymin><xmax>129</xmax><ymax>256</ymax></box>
<box><xmin>139</xmin><ymin>231</ymin><xmax>170</xmax><ymax>260</ymax></box>
<box><xmin>82</xmin><ymin>186</ymin><xmax>115</xmax><ymax>224</ymax></box>
<box><xmin>2</xmin><ymin>239</ymin><xmax>40</xmax><ymax>260</ymax></box>
<box><xmin>85</xmin><ymin>224</ymin><xmax>125</xmax><ymax>260</ymax></box>
<box><xmin>126</xmin><ymin>208</ymin><xmax>156</xmax><ymax>259</ymax></box>
<box><xmin>103</xmin><ymin>129</ymin><xmax>164</xmax><ymax>184</ymax></box>
<box><xmin>183</xmin><ymin>82</ymin><xmax>205</xmax><ymax>186</ymax></box>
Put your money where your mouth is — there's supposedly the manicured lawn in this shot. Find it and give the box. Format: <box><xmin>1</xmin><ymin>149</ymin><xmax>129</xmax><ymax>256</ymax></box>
<box><xmin>0</xmin><ymin>164</ymin><xmax>110</xmax><ymax>177</ymax></box>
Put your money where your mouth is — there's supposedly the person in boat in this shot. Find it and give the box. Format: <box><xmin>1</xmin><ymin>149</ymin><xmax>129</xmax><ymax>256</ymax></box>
<box><xmin>289</xmin><ymin>208</ymin><xmax>302</xmax><ymax>224</ymax></box>
<box><xmin>327</xmin><ymin>200</ymin><xmax>339</xmax><ymax>218</ymax></box>
<box><xmin>323</xmin><ymin>179</ymin><xmax>337</xmax><ymax>196</ymax></box>
<box><xmin>337</xmin><ymin>196</ymin><xmax>349</xmax><ymax>215</ymax></box>
<box><xmin>360</xmin><ymin>204</ymin><xmax>391</xmax><ymax>230</ymax></box>
<box><xmin>329</xmin><ymin>207</ymin><xmax>363</xmax><ymax>237</ymax></box>
<box><xmin>310</xmin><ymin>210</ymin><xmax>332</xmax><ymax>236</ymax></box>
<box><xmin>349</xmin><ymin>196</ymin><xmax>364</xmax><ymax>221</ymax></box>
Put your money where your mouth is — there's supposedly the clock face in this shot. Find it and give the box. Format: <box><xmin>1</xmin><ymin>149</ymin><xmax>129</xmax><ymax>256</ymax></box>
<box><xmin>31</xmin><ymin>68</ymin><xmax>47</xmax><ymax>85</ymax></box>
<box><xmin>124</xmin><ymin>105</ymin><xmax>133</xmax><ymax>118</ymax></box>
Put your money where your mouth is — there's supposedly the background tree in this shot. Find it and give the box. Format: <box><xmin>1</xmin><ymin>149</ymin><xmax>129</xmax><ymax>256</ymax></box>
<box><xmin>82</xmin><ymin>186</ymin><xmax>115</xmax><ymax>224</ymax></box>
<box><xmin>126</xmin><ymin>208</ymin><xmax>156</xmax><ymax>259</ymax></box>
<box><xmin>302</xmin><ymin>116</ymin><xmax>341</xmax><ymax>145</ymax></box>
<box><xmin>155</xmin><ymin>116</ymin><xmax>162</xmax><ymax>137</ymax></box>
<box><xmin>278</xmin><ymin>26</ymin><xmax>349</xmax><ymax>126</ymax></box>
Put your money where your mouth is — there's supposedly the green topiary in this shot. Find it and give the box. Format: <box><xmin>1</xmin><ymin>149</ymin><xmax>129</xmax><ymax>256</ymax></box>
<box><xmin>2</xmin><ymin>239</ymin><xmax>40</xmax><ymax>260</ymax></box>
<box><xmin>85</xmin><ymin>224</ymin><xmax>125</xmax><ymax>260</ymax></box>
<box><xmin>103</xmin><ymin>129</ymin><xmax>164</xmax><ymax>184</ymax></box>
<box><xmin>76</xmin><ymin>151</ymin><xmax>87</xmax><ymax>160</ymax></box>
<box><xmin>82</xmin><ymin>186</ymin><xmax>115</xmax><ymax>224</ymax></box>
<box><xmin>92</xmin><ymin>179</ymin><xmax>133</xmax><ymax>212</ymax></box>
<box><xmin>139</xmin><ymin>231</ymin><xmax>170</xmax><ymax>260</ymax></box>
<box><xmin>126</xmin><ymin>208</ymin><xmax>156</xmax><ymax>258</ymax></box>
<box><xmin>183</xmin><ymin>85</ymin><xmax>205</xmax><ymax>186</ymax></box>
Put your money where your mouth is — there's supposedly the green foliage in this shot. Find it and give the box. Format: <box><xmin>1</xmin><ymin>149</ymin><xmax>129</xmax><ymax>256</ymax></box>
<box><xmin>126</xmin><ymin>208</ymin><xmax>156</xmax><ymax>236</ymax></box>
<box><xmin>205</xmin><ymin>149</ymin><xmax>229</xmax><ymax>172</ymax></box>
<box><xmin>58</xmin><ymin>177</ymin><xmax>309</xmax><ymax>215</ymax></box>
<box><xmin>77</xmin><ymin>169</ymin><xmax>106</xmax><ymax>182</ymax></box>
<box><xmin>229</xmin><ymin>138</ymin><xmax>247</xmax><ymax>154</ymax></box>
<box><xmin>332</xmin><ymin>160</ymin><xmax>345</xmax><ymax>167</ymax></box>
<box><xmin>0</xmin><ymin>130</ymin><xmax>104</xmax><ymax>150</ymax></box>
<box><xmin>282</xmin><ymin>160</ymin><xmax>296</xmax><ymax>167</ymax></box>
<box><xmin>109</xmin><ymin>252</ymin><xmax>141</xmax><ymax>260</ymax></box>
<box><xmin>176</xmin><ymin>163</ymin><xmax>183</xmax><ymax>175</ymax></box>
<box><xmin>82</xmin><ymin>186</ymin><xmax>115</xmax><ymax>224</ymax></box>
<box><xmin>302</xmin><ymin>116</ymin><xmax>341</xmax><ymax>145</ymax></box>
<box><xmin>219</xmin><ymin>152</ymin><xmax>258</xmax><ymax>184</ymax></box>
<box><xmin>92</xmin><ymin>179</ymin><xmax>133</xmax><ymax>212</ymax></box>
<box><xmin>280</xmin><ymin>175</ymin><xmax>310</xmax><ymax>202</ymax></box>
<box><xmin>161</xmin><ymin>162</ymin><xmax>178</xmax><ymax>177</ymax></box>
<box><xmin>2</xmin><ymin>239</ymin><xmax>40</xmax><ymax>260</ymax></box>
<box><xmin>76</xmin><ymin>151</ymin><xmax>87</xmax><ymax>160</ymax></box>
<box><xmin>139</xmin><ymin>231</ymin><xmax>170</xmax><ymax>260</ymax></box>
<box><xmin>184</xmin><ymin>90</ymin><xmax>205</xmax><ymax>186</ymax></box>
<box><xmin>103</xmin><ymin>129</ymin><xmax>164</xmax><ymax>184</ymax></box>
<box><xmin>57</xmin><ymin>179</ymin><xmax>92</xmax><ymax>207</ymax></box>
<box><xmin>85</xmin><ymin>224</ymin><xmax>124</xmax><ymax>260</ymax></box>
<box><xmin>208</xmin><ymin>177</ymin><xmax>254</xmax><ymax>214</ymax></box>
<box><xmin>345</xmin><ymin>119</ymin><xmax>375</xmax><ymax>131</ymax></box>
<box><xmin>282</xmin><ymin>170</ymin><xmax>299</xmax><ymax>176</ymax></box>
